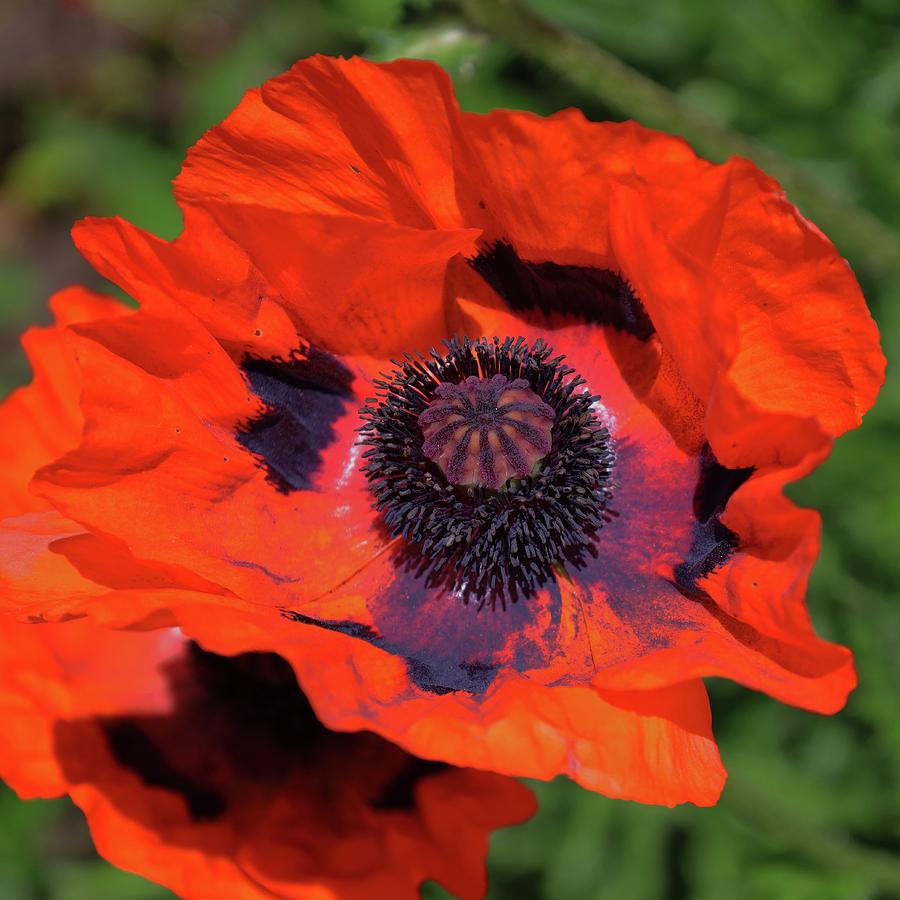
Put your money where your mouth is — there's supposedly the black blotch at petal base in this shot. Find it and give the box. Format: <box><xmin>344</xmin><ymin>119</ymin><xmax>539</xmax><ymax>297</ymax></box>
<box><xmin>238</xmin><ymin>346</ymin><xmax>354</xmax><ymax>493</ymax></box>
<box><xmin>469</xmin><ymin>240</ymin><xmax>654</xmax><ymax>340</ymax></box>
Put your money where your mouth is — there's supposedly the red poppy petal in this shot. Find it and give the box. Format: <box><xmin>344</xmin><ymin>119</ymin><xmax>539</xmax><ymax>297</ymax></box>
<box><xmin>608</xmin><ymin>166</ymin><xmax>884</xmax><ymax>467</ymax></box>
<box><xmin>179</xmin><ymin>206</ymin><xmax>479</xmax><ymax>357</ymax></box>
<box><xmin>0</xmin><ymin>617</ymin><xmax>535</xmax><ymax>899</ymax></box>
<box><xmin>451</xmin><ymin>112</ymin><xmax>665</xmax><ymax>264</ymax></box>
<box><xmin>0</xmin><ymin>509</ymin><xmax>244</xmax><ymax>627</ymax></box>
<box><xmin>165</xmin><ymin>55</ymin><xmax>482</xmax><ymax>357</ymax></box>
<box><xmin>173</xmin><ymin>604</ymin><xmax>725</xmax><ymax>807</ymax></box>
<box><xmin>73</xmin><ymin>210</ymin><xmax>318</xmax><ymax>362</ymax></box>
<box><xmin>28</xmin><ymin>296</ymin><xmax>400</xmax><ymax>614</ymax></box>
<box><xmin>0</xmin><ymin>286</ymin><xmax>126</xmax><ymax>518</ymax></box>
<box><xmin>176</xmin><ymin>55</ymin><xmax>465</xmax><ymax>229</ymax></box>
<box><xmin>0</xmin><ymin>616</ymin><xmax>176</xmax><ymax>797</ymax></box>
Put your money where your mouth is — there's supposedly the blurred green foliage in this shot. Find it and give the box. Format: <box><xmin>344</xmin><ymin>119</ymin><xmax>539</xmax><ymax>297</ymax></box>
<box><xmin>0</xmin><ymin>0</ymin><xmax>898</xmax><ymax>898</ymax></box>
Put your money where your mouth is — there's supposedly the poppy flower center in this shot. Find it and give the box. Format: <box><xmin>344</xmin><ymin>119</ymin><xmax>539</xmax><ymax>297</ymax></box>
<box><xmin>360</xmin><ymin>336</ymin><xmax>614</xmax><ymax>608</ymax></box>
<box><xmin>419</xmin><ymin>375</ymin><xmax>554</xmax><ymax>490</ymax></box>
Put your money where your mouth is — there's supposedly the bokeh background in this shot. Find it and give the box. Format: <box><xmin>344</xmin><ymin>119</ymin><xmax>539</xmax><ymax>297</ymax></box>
<box><xmin>1</xmin><ymin>0</ymin><xmax>898</xmax><ymax>898</ymax></box>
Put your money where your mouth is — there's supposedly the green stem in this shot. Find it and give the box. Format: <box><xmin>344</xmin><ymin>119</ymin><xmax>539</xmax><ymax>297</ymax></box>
<box><xmin>456</xmin><ymin>0</ymin><xmax>900</xmax><ymax>279</ymax></box>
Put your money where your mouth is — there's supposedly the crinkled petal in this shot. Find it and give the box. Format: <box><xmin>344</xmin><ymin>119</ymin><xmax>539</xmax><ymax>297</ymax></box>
<box><xmin>176</xmin><ymin>55</ymin><xmax>465</xmax><ymax>229</ymax></box>
<box><xmin>0</xmin><ymin>617</ymin><xmax>535</xmax><ymax>899</ymax></box>
<box><xmin>0</xmin><ymin>286</ymin><xmax>127</xmax><ymax>518</ymax></box>
<box><xmin>0</xmin><ymin>509</ymin><xmax>238</xmax><ymax>627</ymax></box>
<box><xmin>29</xmin><ymin>296</ymin><xmax>397</xmax><ymax>613</ymax></box>
<box><xmin>607</xmin><ymin>167</ymin><xmax>884</xmax><ymax>466</ymax></box>
<box><xmin>174</xmin><ymin>605</ymin><xmax>726</xmax><ymax>807</ymax></box>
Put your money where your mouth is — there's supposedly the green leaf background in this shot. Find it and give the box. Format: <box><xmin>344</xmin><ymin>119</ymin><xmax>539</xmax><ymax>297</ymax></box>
<box><xmin>0</xmin><ymin>0</ymin><xmax>897</xmax><ymax>897</ymax></box>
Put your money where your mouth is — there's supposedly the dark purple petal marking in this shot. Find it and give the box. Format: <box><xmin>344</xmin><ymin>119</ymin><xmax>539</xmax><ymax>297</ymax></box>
<box><xmin>281</xmin><ymin>607</ymin><xmax>502</xmax><ymax>695</ymax></box>
<box><xmin>102</xmin><ymin>721</ymin><xmax>225</xmax><ymax>820</ymax></box>
<box><xmin>470</xmin><ymin>240</ymin><xmax>654</xmax><ymax>339</ymax></box>
<box><xmin>373</xmin><ymin>758</ymin><xmax>448</xmax><ymax>810</ymax></box>
<box><xmin>56</xmin><ymin>644</ymin><xmax>450</xmax><ymax>821</ymax></box>
<box><xmin>674</xmin><ymin>447</ymin><xmax>755</xmax><ymax>589</ymax></box>
<box><xmin>237</xmin><ymin>346</ymin><xmax>354</xmax><ymax>493</ymax></box>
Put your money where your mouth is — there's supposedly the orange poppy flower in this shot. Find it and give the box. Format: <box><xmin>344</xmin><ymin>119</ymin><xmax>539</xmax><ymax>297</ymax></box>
<box><xmin>0</xmin><ymin>56</ymin><xmax>884</xmax><ymax>807</ymax></box>
<box><xmin>0</xmin><ymin>614</ymin><xmax>535</xmax><ymax>899</ymax></box>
